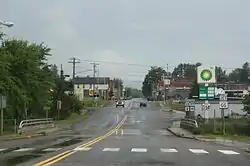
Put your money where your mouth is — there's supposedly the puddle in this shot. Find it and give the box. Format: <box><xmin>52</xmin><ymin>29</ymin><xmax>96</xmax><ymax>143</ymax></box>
<box><xmin>0</xmin><ymin>154</ymin><xmax>42</xmax><ymax>166</ymax></box>
<box><xmin>47</xmin><ymin>137</ymin><xmax>83</xmax><ymax>148</ymax></box>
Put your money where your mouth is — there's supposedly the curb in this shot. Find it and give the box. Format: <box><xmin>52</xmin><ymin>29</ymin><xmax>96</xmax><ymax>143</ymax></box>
<box><xmin>3</xmin><ymin>133</ymin><xmax>44</xmax><ymax>141</ymax></box>
<box><xmin>167</xmin><ymin>128</ymin><xmax>196</xmax><ymax>140</ymax></box>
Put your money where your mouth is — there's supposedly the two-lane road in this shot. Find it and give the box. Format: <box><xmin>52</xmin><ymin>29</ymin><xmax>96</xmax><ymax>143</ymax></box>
<box><xmin>27</xmin><ymin>100</ymin><xmax>250</xmax><ymax>165</ymax></box>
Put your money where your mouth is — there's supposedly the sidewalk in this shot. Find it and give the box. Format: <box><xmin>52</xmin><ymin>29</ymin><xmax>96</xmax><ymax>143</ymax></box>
<box><xmin>167</xmin><ymin>121</ymin><xmax>250</xmax><ymax>151</ymax></box>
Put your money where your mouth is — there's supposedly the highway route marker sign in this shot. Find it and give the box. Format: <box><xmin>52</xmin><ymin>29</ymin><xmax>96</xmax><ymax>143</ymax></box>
<box><xmin>219</xmin><ymin>101</ymin><xmax>229</xmax><ymax>109</ymax></box>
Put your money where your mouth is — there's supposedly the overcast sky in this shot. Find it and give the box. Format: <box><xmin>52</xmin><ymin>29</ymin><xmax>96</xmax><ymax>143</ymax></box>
<box><xmin>1</xmin><ymin>0</ymin><xmax>250</xmax><ymax>88</ymax></box>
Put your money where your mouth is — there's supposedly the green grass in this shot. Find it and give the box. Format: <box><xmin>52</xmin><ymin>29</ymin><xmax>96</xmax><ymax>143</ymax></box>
<box><xmin>170</xmin><ymin>103</ymin><xmax>185</xmax><ymax>111</ymax></box>
<box><xmin>245</xmin><ymin>148</ymin><xmax>250</xmax><ymax>153</ymax></box>
<box><xmin>202</xmin><ymin>134</ymin><xmax>250</xmax><ymax>141</ymax></box>
<box><xmin>56</xmin><ymin>113</ymin><xmax>89</xmax><ymax>125</ymax></box>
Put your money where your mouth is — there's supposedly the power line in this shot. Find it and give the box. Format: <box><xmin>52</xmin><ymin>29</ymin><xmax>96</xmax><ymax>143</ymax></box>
<box><xmin>80</xmin><ymin>59</ymin><xmax>239</xmax><ymax>70</ymax></box>
<box><xmin>68</xmin><ymin>57</ymin><xmax>81</xmax><ymax>79</ymax></box>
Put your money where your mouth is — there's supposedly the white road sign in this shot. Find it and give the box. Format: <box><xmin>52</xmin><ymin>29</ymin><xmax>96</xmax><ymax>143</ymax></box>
<box><xmin>185</xmin><ymin>107</ymin><xmax>190</xmax><ymax>112</ymax></box>
<box><xmin>219</xmin><ymin>101</ymin><xmax>229</xmax><ymax>109</ymax></box>
<box><xmin>197</xmin><ymin>66</ymin><xmax>216</xmax><ymax>84</ymax></box>
<box><xmin>164</xmin><ymin>79</ymin><xmax>170</xmax><ymax>85</ymax></box>
<box><xmin>220</xmin><ymin>94</ymin><xmax>227</xmax><ymax>101</ymax></box>
<box><xmin>185</xmin><ymin>106</ymin><xmax>195</xmax><ymax>112</ymax></box>
<box><xmin>185</xmin><ymin>99</ymin><xmax>195</xmax><ymax>106</ymax></box>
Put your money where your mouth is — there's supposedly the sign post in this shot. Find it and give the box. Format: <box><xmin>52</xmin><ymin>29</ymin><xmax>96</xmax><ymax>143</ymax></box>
<box><xmin>197</xmin><ymin>65</ymin><xmax>216</xmax><ymax>122</ymax></box>
<box><xmin>0</xmin><ymin>95</ymin><xmax>6</xmax><ymax>135</ymax></box>
<box><xmin>57</xmin><ymin>100</ymin><xmax>62</xmax><ymax>120</ymax></box>
<box><xmin>184</xmin><ymin>99</ymin><xmax>195</xmax><ymax>118</ymax></box>
<box><xmin>219</xmin><ymin>94</ymin><xmax>228</xmax><ymax>135</ymax></box>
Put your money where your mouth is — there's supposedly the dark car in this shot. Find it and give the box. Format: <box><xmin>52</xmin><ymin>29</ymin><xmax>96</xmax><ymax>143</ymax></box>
<box><xmin>140</xmin><ymin>101</ymin><xmax>147</xmax><ymax>107</ymax></box>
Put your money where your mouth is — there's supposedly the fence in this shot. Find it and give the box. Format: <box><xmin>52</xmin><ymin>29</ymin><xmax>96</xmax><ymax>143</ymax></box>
<box><xmin>18</xmin><ymin>118</ymin><xmax>55</xmax><ymax>134</ymax></box>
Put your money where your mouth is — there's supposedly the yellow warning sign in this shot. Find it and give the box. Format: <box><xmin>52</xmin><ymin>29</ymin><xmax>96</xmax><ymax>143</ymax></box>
<box><xmin>89</xmin><ymin>89</ymin><xmax>94</xmax><ymax>96</ymax></box>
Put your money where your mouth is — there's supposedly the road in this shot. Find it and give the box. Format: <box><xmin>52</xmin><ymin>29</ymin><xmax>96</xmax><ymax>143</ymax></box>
<box><xmin>5</xmin><ymin>99</ymin><xmax>250</xmax><ymax>165</ymax></box>
<box><xmin>0</xmin><ymin>102</ymin><xmax>123</xmax><ymax>165</ymax></box>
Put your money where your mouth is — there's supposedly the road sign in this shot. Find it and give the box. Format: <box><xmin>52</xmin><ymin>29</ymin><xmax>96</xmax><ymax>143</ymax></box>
<box><xmin>199</xmin><ymin>86</ymin><xmax>215</xmax><ymax>100</ymax></box>
<box><xmin>220</xmin><ymin>94</ymin><xmax>227</xmax><ymax>101</ymax></box>
<box><xmin>185</xmin><ymin>106</ymin><xmax>195</xmax><ymax>112</ymax></box>
<box><xmin>164</xmin><ymin>79</ymin><xmax>170</xmax><ymax>85</ymax></box>
<box><xmin>219</xmin><ymin>101</ymin><xmax>229</xmax><ymax>109</ymax></box>
<box><xmin>202</xmin><ymin>103</ymin><xmax>210</xmax><ymax>111</ymax></box>
<box><xmin>89</xmin><ymin>89</ymin><xmax>94</xmax><ymax>96</ymax></box>
<box><xmin>57</xmin><ymin>100</ymin><xmax>62</xmax><ymax>110</ymax></box>
<box><xmin>185</xmin><ymin>99</ymin><xmax>195</xmax><ymax>106</ymax></box>
<box><xmin>197</xmin><ymin>66</ymin><xmax>216</xmax><ymax>84</ymax></box>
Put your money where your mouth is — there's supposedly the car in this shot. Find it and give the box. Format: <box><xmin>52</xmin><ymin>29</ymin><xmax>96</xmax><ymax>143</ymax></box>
<box><xmin>140</xmin><ymin>101</ymin><xmax>147</xmax><ymax>107</ymax></box>
<box><xmin>116</xmin><ymin>100</ymin><xmax>125</xmax><ymax>107</ymax></box>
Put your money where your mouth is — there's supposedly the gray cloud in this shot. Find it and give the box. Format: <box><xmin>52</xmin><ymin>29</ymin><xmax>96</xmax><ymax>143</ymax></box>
<box><xmin>1</xmin><ymin>0</ymin><xmax>250</xmax><ymax>88</ymax></box>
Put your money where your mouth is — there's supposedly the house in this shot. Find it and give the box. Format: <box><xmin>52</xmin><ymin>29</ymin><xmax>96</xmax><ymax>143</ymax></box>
<box><xmin>72</xmin><ymin>76</ymin><xmax>114</xmax><ymax>100</ymax></box>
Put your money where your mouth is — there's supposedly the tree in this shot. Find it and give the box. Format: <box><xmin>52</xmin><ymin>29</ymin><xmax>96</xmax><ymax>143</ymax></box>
<box><xmin>242</xmin><ymin>94</ymin><xmax>250</xmax><ymax>113</ymax></box>
<box><xmin>172</xmin><ymin>63</ymin><xmax>201</xmax><ymax>80</ymax></box>
<box><xmin>215</xmin><ymin>66</ymin><xmax>228</xmax><ymax>83</ymax></box>
<box><xmin>142</xmin><ymin>66</ymin><xmax>167</xmax><ymax>97</ymax></box>
<box><xmin>0</xmin><ymin>39</ymin><xmax>56</xmax><ymax>120</ymax></box>
<box><xmin>229</xmin><ymin>62</ymin><xmax>250</xmax><ymax>83</ymax></box>
<box><xmin>113</xmin><ymin>78</ymin><xmax>123</xmax><ymax>97</ymax></box>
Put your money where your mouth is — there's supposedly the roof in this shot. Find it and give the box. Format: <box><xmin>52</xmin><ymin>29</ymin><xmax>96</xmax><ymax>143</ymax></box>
<box><xmin>72</xmin><ymin>77</ymin><xmax>110</xmax><ymax>84</ymax></box>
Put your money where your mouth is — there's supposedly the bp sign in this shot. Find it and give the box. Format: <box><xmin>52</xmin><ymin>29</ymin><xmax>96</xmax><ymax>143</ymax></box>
<box><xmin>197</xmin><ymin>66</ymin><xmax>216</xmax><ymax>84</ymax></box>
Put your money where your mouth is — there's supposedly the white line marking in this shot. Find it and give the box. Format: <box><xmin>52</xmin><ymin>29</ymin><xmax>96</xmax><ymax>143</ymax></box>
<box><xmin>189</xmin><ymin>149</ymin><xmax>209</xmax><ymax>154</ymax></box>
<box><xmin>42</xmin><ymin>148</ymin><xmax>62</xmax><ymax>152</ymax></box>
<box><xmin>102</xmin><ymin>148</ymin><xmax>120</xmax><ymax>152</ymax></box>
<box><xmin>115</xmin><ymin>130</ymin><xmax>118</xmax><ymax>135</ymax></box>
<box><xmin>218</xmin><ymin>150</ymin><xmax>240</xmax><ymax>155</ymax></box>
<box><xmin>73</xmin><ymin>147</ymin><xmax>92</xmax><ymax>151</ymax></box>
<box><xmin>121</xmin><ymin>129</ymin><xmax>123</xmax><ymax>135</ymax></box>
<box><xmin>14</xmin><ymin>148</ymin><xmax>35</xmax><ymax>152</ymax></box>
<box><xmin>0</xmin><ymin>148</ymin><xmax>7</xmax><ymax>152</ymax></box>
<box><xmin>161</xmin><ymin>148</ymin><xmax>178</xmax><ymax>153</ymax></box>
<box><xmin>131</xmin><ymin>148</ymin><xmax>147</xmax><ymax>152</ymax></box>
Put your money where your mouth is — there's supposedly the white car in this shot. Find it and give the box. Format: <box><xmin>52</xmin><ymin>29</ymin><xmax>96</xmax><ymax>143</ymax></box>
<box><xmin>116</xmin><ymin>100</ymin><xmax>125</xmax><ymax>107</ymax></box>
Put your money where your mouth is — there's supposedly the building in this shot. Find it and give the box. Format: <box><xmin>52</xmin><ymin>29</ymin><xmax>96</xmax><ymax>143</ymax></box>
<box><xmin>72</xmin><ymin>76</ymin><xmax>114</xmax><ymax>100</ymax></box>
<box><xmin>157</xmin><ymin>78</ymin><xmax>193</xmax><ymax>99</ymax></box>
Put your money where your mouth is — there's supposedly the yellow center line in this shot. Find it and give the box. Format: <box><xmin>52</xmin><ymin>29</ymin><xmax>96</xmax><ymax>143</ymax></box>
<box><xmin>33</xmin><ymin>115</ymin><xmax>127</xmax><ymax>166</ymax></box>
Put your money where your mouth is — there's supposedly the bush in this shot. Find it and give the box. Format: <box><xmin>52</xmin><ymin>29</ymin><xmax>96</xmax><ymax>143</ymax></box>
<box><xmin>191</xmin><ymin>118</ymin><xmax>250</xmax><ymax>136</ymax></box>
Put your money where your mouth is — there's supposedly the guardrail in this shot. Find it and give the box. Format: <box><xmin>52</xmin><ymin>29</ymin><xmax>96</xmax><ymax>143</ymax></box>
<box><xmin>18</xmin><ymin>118</ymin><xmax>55</xmax><ymax>134</ymax></box>
<box><xmin>180</xmin><ymin>118</ymin><xmax>198</xmax><ymax>129</ymax></box>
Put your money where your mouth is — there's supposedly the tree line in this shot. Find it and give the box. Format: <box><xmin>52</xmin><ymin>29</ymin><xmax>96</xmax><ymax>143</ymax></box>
<box><xmin>0</xmin><ymin>37</ymin><xmax>83</xmax><ymax>123</ymax></box>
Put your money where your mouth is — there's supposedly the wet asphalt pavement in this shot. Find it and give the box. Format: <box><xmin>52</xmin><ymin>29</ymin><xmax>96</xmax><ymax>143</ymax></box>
<box><xmin>0</xmin><ymin>102</ymin><xmax>123</xmax><ymax>166</ymax></box>
<box><xmin>2</xmin><ymin>99</ymin><xmax>250</xmax><ymax>166</ymax></box>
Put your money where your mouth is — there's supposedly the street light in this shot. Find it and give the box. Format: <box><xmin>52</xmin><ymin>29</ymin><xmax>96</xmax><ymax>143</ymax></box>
<box><xmin>0</xmin><ymin>20</ymin><xmax>14</xmax><ymax>28</ymax></box>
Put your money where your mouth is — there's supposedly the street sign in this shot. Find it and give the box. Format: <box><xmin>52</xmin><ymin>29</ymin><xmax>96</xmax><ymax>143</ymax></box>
<box><xmin>220</xmin><ymin>94</ymin><xmax>227</xmax><ymax>101</ymax></box>
<box><xmin>199</xmin><ymin>86</ymin><xmax>215</xmax><ymax>100</ymax></box>
<box><xmin>57</xmin><ymin>100</ymin><xmax>62</xmax><ymax>110</ymax></box>
<box><xmin>0</xmin><ymin>95</ymin><xmax>6</xmax><ymax>109</ymax></box>
<box><xmin>197</xmin><ymin>66</ymin><xmax>216</xmax><ymax>84</ymax></box>
<box><xmin>164</xmin><ymin>79</ymin><xmax>170</xmax><ymax>85</ymax></box>
<box><xmin>89</xmin><ymin>89</ymin><xmax>94</xmax><ymax>96</ymax></box>
<box><xmin>185</xmin><ymin>106</ymin><xmax>195</xmax><ymax>112</ymax></box>
<box><xmin>219</xmin><ymin>101</ymin><xmax>229</xmax><ymax>109</ymax></box>
<box><xmin>43</xmin><ymin>106</ymin><xmax>50</xmax><ymax>110</ymax></box>
<box><xmin>202</xmin><ymin>103</ymin><xmax>210</xmax><ymax>111</ymax></box>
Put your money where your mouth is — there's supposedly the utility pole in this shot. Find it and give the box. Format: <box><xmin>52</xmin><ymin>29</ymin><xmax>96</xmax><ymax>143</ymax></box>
<box><xmin>68</xmin><ymin>57</ymin><xmax>80</xmax><ymax>79</ymax></box>
<box><xmin>90</xmin><ymin>62</ymin><xmax>99</xmax><ymax>92</ymax></box>
<box><xmin>60</xmin><ymin>64</ymin><xmax>64</xmax><ymax>79</ymax></box>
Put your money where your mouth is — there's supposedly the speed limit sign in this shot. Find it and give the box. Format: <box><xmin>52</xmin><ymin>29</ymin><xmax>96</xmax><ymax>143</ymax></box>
<box><xmin>219</xmin><ymin>101</ymin><xmax>228</xmax><ymax>109</ymax></box>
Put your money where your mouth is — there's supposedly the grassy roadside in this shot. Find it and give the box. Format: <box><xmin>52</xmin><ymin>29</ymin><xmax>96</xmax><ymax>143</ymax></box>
<box><xmin>56</xmin><ymin>113</ymin><xmax>89</xmax><ymax>125</ymax></box>
<box><xmin>169</xmin><ymin>102</ymin><xmax>185</xmax><ymax>111</ymax></box>
<box><xmin>201</xmin><ymin>134</ymin><xmax>250</xmax><ymax>141</ymax></box>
